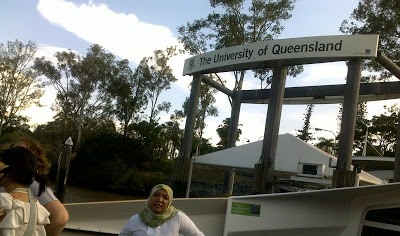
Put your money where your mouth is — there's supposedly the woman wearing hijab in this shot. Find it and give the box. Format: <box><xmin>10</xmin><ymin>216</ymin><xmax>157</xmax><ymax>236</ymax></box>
<box><xmin>119</xmin><ymin>184</ymin><xmax>205</xmax><ymax>236</ymax></box>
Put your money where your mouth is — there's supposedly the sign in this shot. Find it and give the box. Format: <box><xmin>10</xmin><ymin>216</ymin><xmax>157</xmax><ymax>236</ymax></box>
<box><xmin>182</xmin><ymin>34</ymin><xmax>379</xmax><ymax>76</ymax></box>
<box><xmin>231</xmin><ymin>202</ymin><xmax>261</xmax><ymax>217</ymax></box>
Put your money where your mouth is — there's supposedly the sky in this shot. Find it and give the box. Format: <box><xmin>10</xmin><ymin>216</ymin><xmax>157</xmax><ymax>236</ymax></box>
<box><xmin>0</xmin><ymin>0</ymin><xmax>398</xmax><ymax>146</ymax></box>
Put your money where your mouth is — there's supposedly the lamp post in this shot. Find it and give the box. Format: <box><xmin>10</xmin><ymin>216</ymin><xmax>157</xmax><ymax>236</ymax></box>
<box><xmin>242</xmin><ymin>138</ymin><xmax>250</xmax><ymax>145</ymax></box>
<box><xmin>359</xmin><ymin>120</ymin><xmax>383</xmax><ymax>157</ymax></box>
<box><xmin>315</xmin><ymin>128</ymin><xmax>336</xmax><ymax>141</ymax></box>
<box><xmin>55</xmin><ymin>137</ymin><xmax>73</xmax><ymax>203</ymax></box>
<box><xmin>362</xmin><ymin>124</ymin><xmax>368</xmax><ymax>157</ymax></box>
<box><xmin>315</xmin><ymin>128</ymin><xmax>337</xmax><ymax>155</ymax></box>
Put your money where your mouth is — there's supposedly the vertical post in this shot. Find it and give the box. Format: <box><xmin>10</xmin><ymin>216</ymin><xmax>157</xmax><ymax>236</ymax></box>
<box><xmin>55</xmin><ymin>137</ymin><xmax>73</xmax><ymax>203</ymax></box>
<box><xmin>224</xmin><ymin>90</ymin><xmax>241</xmax><ymax>195</ymax></box>
<box><xmin>254</xmin><ymin>66</ymin><xmax>287</xmax><ymax>194</ymax></box>
<box><xmin>185</xmin><ymin>159</ymin><xmax>193</xmax><ymax>198</ymax></box>
<box><xmin>173</xmin><ymin>74</ymin><xmax>202</xmax><ymax>198</ymax></box>
<box><xmin>333</xmin><ymin>58</ymin><xmax>362</xmax><ymax>188</ymax></box>
<box><xmin>362</xmin><ymin>126</ymin><xmax>368</xmax><ymax>156</ymax></box>
<box><xmin>393</xmin><ymin>110</ymin><xmax>400</xmax><ymax>182</ymax></box>
<box><xmin>227</xmin><ymin>90</ymin><xmax>242</xmax><ymax>148</ymax></box>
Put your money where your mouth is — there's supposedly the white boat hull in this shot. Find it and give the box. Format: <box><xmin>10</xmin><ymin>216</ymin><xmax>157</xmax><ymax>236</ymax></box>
<box><xmin>62</xmin><ymin>183</ymin><xmax>400</xmax><ymax>235</ymax></box>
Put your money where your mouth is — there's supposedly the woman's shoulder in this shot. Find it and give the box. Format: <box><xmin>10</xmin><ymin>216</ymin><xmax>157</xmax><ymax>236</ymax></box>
<box><xmin>170</xmin><ymin>211</ymin><xmax>193</xmax><ymax>224</ymax></box>
<box><xmin>176</xmin><ymin>210</ymin><xmax>190</xmax><ymax>219</ymax></box>
<box><xmin>30</xmin><ymin>181</ymin><xmax>59</xmax><ymax>205</ymax></box>
<box><xmin>0</xmin><ymin>198</ymin><xmax>50</xmax><ymax>229</ymax></box>
<box><xmin>0</xmin><ymin>193</ymin><xmax>13</xmax><ymax>209</ymax></box>
<box><xmin>127</xmin><ymin>213</ymin><xmax>141</xmax><ymax>223</ymax></box>
<box><xmin>172</xmin><ymin>211</ymin><xmax>205</xmax><ymax>236</ymax></box>
<box><xmin>0</xmin><ymin>192</ymin><xmax>12</xmax><ymax>198</ymax></box>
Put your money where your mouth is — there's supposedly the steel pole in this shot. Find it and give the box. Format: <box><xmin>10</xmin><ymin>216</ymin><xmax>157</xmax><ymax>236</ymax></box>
<box><xmin>55</xmin><ymin>137</ymin><xmax>73</xmax><ymax>203</ymax></box>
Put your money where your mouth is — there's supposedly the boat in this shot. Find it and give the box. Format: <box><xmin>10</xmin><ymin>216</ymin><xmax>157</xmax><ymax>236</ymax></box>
<box><xmin>61</xmin><ymin>34</ymin><xmax>400</xmax><ymax>235</ymax></box>
<box><xmin>61</xmin><ymin>182</ymin><xmax>400</xmax><ymax>235</ymax></box>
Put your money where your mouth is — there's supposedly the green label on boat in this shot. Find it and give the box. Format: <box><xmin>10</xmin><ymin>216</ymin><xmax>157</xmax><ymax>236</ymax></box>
<box><xmin>231</xmin><ymin>202</ymin><xmax>260</xmax><ymax>217</ymax></box>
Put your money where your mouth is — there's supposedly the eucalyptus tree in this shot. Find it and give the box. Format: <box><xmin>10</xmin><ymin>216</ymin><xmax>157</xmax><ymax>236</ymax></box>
<box><xmin>177</xmin><ymin>1</ymin><xmax>299</xmax><ymax>195</ymax></box>
<box><xmin>180</xmin><ymin>81</ymin><xmax>219</xmax><ymax>156</ymax></box>
<box><xmin>369</xmin><ymin>105</ymin><xmax>399</xmax><ymax>156</ymax></box>
<box><xmin>163</xmin><ymin>120</ymin><xmax>184</xmax><ymax>159</ymax></box>
<box><xmin>216</xmin><ymin>117</ymin><xmax>242</xmax><ymax>149</ymax></box>
<box><xmin>178</xmin><ymin>0</ymin><xmax>301</xmax><ymax>152</ymax></box>
<box><xmin>178</xmin><ymin>0</ymin><xmax>300</xmax><ymax>93</ymax></box>
<box><xmin>34</xmin><ymin>44</ymin><xmax>116</xmax><ymax>148</ymax></box>
<box><xmin>340</xmin><ymin>0</ymin><xmax>400</xmax><ymax>155</ymax></box>
<box><xmin>0</xmin><ymin>40</ymin><xmax>44</xmax><ymax>135</ymax></box>
<box><xmin>108</xmin><ymin>58</ymin><xmax>148</xmax><ymax>137</ymax></box>
<box><xmin>341</xmin><ymin>0</ymin><xmax>400</xmax><ymax>80</ymax></box>
<box><xmin>145</xmin><ymin>46</ymin><xmax>177</xmax><ymax>123</ymax></box>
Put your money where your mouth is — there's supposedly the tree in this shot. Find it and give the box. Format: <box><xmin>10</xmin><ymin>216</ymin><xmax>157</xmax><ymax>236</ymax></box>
<box><xmin>108</xmin><ymin>58</ymin><xmax>148</xmax><ymax>137</ymax></box>
<box><xmin>315</xmin><ymin>137</ymin><xmax>336</xmax><ymax>155</ymax></box>
<box><xmin>216</xmin><ymin>117</ymin><xmax>242</xmax><ymax>148</ymax></box>
<box><xmin>34</xmin><ymin>44</ymin><xmax>116</xmax><ymax>148</ymax></box>
<box><xmin>341</xmin><ymin>0</ymin><xmax>400</xmax><ymax>153</ymax></box>
<box><xmin>163</xmin><ymin>120</ymin><xmax>184</xmax><ymax>159</ymax></box>
<box><xmin>296</xmin><ymin>104</ymin><xmax>314</xmax><ymax>142</ymax></box>
<box><xmin>340</xmin><ymin>0</ymin><xmax>400</xmax><ymax>80</ymax></box>
<box><xmin>178</xmin><ymin>0</ymin><xmax>301</xmax><ymax>93</ymax></box>
<box><xmin>179</xmin><ymin>82</ymin><xmax>219</xmax><ymax>156</ymax></box>
<box><xmin>145</xmin><ymin>46</ymin><xmax>177</xmax><ymax>123</ymax></box>
<box><xmin>369</xmin><ymin>105</ymin><xmax>398</xmax><ymax>156</ymax></box>
<box><xmin>0</xmin><ymin>40</ymin><xmax>44</xmax><ymax>135</ymax></box>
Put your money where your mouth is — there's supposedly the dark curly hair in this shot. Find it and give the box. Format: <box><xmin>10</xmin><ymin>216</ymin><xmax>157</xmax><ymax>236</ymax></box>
<box><xmin>14</xmin><ymin>139</ymin><xmax>51</xmax><ymax>175</ymax></box>
<box><xmin>1</xmin><ymin>146</ymin><xmax>48</xmax><ymax>196</ymax></box>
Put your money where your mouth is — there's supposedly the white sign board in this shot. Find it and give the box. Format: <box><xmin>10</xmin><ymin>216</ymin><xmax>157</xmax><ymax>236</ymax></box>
<box><xmin>182</xmin><ymin>34</ymin><xmax>379</xmax><ymax>76</ymax></box>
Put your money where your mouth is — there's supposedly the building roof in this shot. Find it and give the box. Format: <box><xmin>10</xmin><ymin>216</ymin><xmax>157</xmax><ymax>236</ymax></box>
<box><xmin>194</xmin><ymin>134</ymin><xmax>384</xmax><ymax>186</ymax></box>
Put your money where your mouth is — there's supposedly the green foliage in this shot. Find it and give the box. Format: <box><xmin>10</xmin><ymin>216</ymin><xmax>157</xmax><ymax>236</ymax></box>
<box><xmin>145</xmin><ymin>46</ymin><xmax>178</xmax><ymax>122</ymax></box>
<box><xmin>340</xmin><ymin>0</ymin><xmax>400</xmax><ymax>151</ymax></box>
<box><xmin>296</xmin><ymin>104</ymin><xmax>314</xmax><ymax>142</ymax></box>
<box><xmin>128</xmin><ymin>121</ymin><xmax>166</xmax><ymax>160</ymax></box>
<box><xmin>163</xmin><ymin>120</ymin><xmax>183</xmax><ymax>159</ymax></box>
<box><xmin>67</xmin><ymin>131</ymin><xmax>174</xmax><ymax>194</ymax></box>
<box><xmin>34</xmin><ymin>44</ymin><xmax>117</xmax><ymax>148</ymax></box>
<box><xmin>198</xmin><ymin>137</ymin><xmax>216</xmax><ymax>155</ymax></box>
<box><xmin>110</xmin><ymin>57</ymin><xmax>149</xmax><ymax>136</ymax></box>
<box><xmin>177</xmin><ymin>79</ymin><xmax>219</xmax><ymax>155</ymax></box>
<box><xmin>110</xmin><ymin>47</ymin><xmax>178</xmax><ymax>136</ymax></box>
<box><xmin>178</xmin><ymin>0</ymin><xmax>301</xmax><ymax>89</ymax></box>
<box><xmin>315</xmin><ymin>137</ymin><xmax>337</xmax><ymax>156</ymax></box>
<box><xmin>68</xmin><ymin>132</ymin><xmax>145</xmax><ymax>187</ymax></box>
<box><xmin>216</xmin><ymin>117</ymin><xmax>242</xmax><ymax>148</ymax></box>
<box><xmin>369</xmin><ymin>105</ymin><xmax>398</xmax><ymax>156</ymax></box>
<box><xmin>0</xmin><ymin>39</ymin><xmax>44</xmax><ymax>135</ymax></box>
<box><xmin>340</xmin><ymin>0</ymin><xmax>400</xmax><ymax>80</ymax></box>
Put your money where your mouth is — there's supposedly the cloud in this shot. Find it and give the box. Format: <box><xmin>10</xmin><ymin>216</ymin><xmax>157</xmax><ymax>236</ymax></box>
<box><xmin>35</xmin><ymin>44</ymin><xmax>72</xmax><ymax>61</ymax></box>
<box><xmin>33</xmin><ymin>0</ymin><xmax>399</xmax><ymax>147</ymax></box>
<box><xmin>37</xmin><ymin>0</ymin><xmax>178</xmax><ymax>64</ymax></box>
<box><xmin>296</xmin><ymin>62</ymin><xmax>347</xmax><ymax>86</ymax></box>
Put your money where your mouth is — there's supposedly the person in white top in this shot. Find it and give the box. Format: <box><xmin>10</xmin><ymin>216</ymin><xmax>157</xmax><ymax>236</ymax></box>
<box><xmin>0</xmin><ymin>146</ymin><xmax>51</xmax><ymax>235</ymax></box>
<box><xmin>119</xmin><ymin>184</ymin><xmax>205</xmax><ymax>236</ymax></box>
<box><xmin>0</xmin><ymin>139</ymin><xmax>70</xmax><ymax>236</ymax></box>
<box><xmin>14</xmin><ymin>139</ymin><xmax>69</xmax><ymax>236</ymax></box>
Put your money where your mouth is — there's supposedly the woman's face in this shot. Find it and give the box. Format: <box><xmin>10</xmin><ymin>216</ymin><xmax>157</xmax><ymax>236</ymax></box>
<box><xmin>149</xmin><ymin>189</ymin><xmax>170</xmax><ymax>214</ymax></box>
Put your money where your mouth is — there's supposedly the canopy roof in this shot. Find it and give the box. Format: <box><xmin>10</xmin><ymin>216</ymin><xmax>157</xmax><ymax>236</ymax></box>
<box><xmin>194</xmin><ymin>134</ymin><xmax>383</xmax><ymax>185</ymax></box>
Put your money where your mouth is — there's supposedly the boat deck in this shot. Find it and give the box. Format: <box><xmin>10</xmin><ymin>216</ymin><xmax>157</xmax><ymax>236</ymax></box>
<box><xmin>62</xmin><ymin>183</ymin><xmax>400</xmax><ymax>235</ymax></box>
